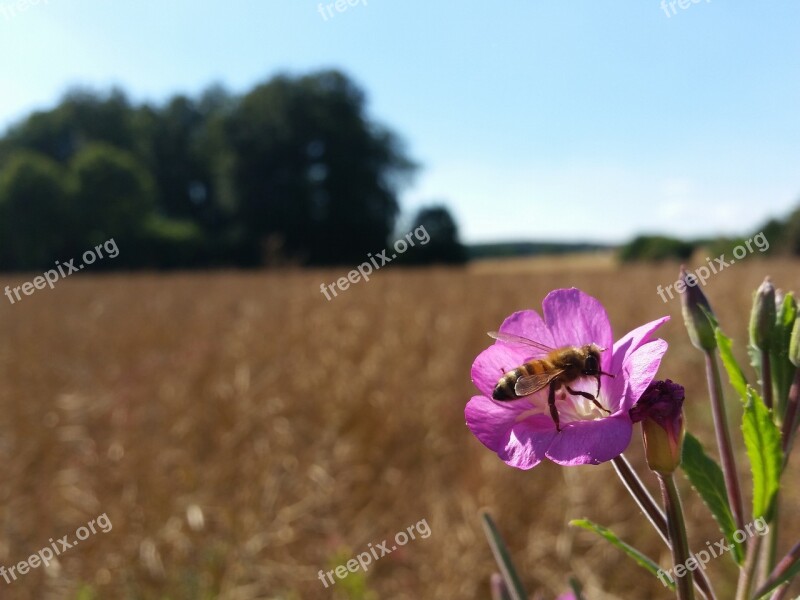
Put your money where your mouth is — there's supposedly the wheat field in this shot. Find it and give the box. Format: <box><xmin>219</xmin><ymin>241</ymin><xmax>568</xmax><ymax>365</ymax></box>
<box><xmin>0</xmin><ymin>256</ymin><xmax>798</xmax><ymax>600</ymax></box>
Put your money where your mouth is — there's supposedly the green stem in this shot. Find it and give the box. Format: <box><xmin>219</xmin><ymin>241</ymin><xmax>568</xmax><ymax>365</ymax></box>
<box><xmin>754</xmin><ymin>540</ymin><xmax>800</xmax><ymax>599</ymax></box>
<box><xmin>760</xmin><ymin>500</ymin><xmax>780</xmax><ymax>587</ymax></box>
<box><xmin>736</xmin><ymin>531</ymin><xmax>763</xmax><ymax>600</ymax></box>
<box><xmin>704</xmin><ymin>351</ymin><xmax>746</xmax><ymax>533</ymax></box>
<box><xmin>612</xmin><ymin>455</ymin><xmax>669</xmax><ymax>545</ymax></box>
<box><xmin>611</xmin><ymin>455</ymin><xmax>716</xmax><ymax>600</ymax></box>
<box><xmin>659</xmin><ymin>474</ymin><xmax>695</xmax><ymax>600</ymax></box>
<box><xmin>768</xmin><ymin>584</ymin><xmax>790</xmax><ymax>600</ymax></box>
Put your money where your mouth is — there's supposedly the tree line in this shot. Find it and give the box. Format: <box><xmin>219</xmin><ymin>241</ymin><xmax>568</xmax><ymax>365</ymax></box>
<box><xmin>618</xmin><ymin>205</ymin><xmax>800</xmax><ymax>263</ymax></box>
<box><xmin>0</xmin><ymin>70</ymin><xmax>466</xmax><ymax>271</ymax></box>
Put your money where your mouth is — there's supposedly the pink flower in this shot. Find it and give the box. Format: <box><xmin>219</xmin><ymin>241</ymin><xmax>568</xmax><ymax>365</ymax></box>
<box><xmin>466</xmin><ymin>288</ymin><xmax>669</xmax><ymax>469</ymax></box>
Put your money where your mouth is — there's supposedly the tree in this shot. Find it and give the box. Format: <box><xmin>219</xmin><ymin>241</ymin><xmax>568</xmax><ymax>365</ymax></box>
<box><xmin>0</xmin><ymin>152</ymin><xmax>71</xmax><ymax>270</ymax></box>
<box><xmin>400</xmin><ymin>205</ymin><xmax>467</xmax><ymax>264</ymax></box>
<box><xmin>69</xmin><ymin>143</ymin><xmax>157</xmax><ymax>263</ymax></box>
<box><xmin>618</xmin><ymin>235</ymin><xmax>695</xmax><ymax>262</ymax></box>
<box><xmin>224</xmin><ymin>69</ymin><xmax>416</xmax><ymax>265</ymax></box>
<box><xmin>1</xmin><ymin>88</ymin><xmax>139</xmax><ymax>166</ymax></box>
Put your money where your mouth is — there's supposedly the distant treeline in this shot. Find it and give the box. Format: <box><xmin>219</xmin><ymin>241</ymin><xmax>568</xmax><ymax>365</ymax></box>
<box><xmin>0</xmin><ymin>70</ymin><xmax>466</xmax><ymax>271</ymax></box>
<box><xmin>469</xmin><ymin>241</ymin><xmax>611</xmax><ymax>260</ymax></box>
<box><xmin>618</xmin><ymin>205</ymin><xmax>800</xmax><ymax>262</ymax></box>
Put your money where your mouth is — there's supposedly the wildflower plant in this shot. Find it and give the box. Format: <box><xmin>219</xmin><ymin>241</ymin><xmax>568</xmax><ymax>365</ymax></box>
<box><xmin>467</xmin><ymin>281</ymin><xmax>800</xmax><ymax>599</ymax></box>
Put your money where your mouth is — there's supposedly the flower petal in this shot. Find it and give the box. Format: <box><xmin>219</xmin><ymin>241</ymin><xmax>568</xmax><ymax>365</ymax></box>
<box><xmin>544</xmin><ymin>414</ymin><xmax>633</xmax><ymax>465</ymax></box>
<box><xmin>611</xmin><ymin>316</ymin><xmax>670</xmax><ymax>374</ymax></box>
<box><xmin>497</xmin><ymin>309</ymin><xmax>555</xmax><ymax>348</ymax></box>
<box><xmin>471</xmin><ymin>344</ymin><xmax>529</xmax><ymax>398</ymax></box>
<box><xmin>604</xmin><ymin>316</ymin><xmax>670</xmax><ymax>406</ymax></box>
<box><xmin>465</xmin><ymin>395</ymin><xmax>555</xmax><ymax>469</ymax></box>
<box><xmin>542</xmin><ymin>288</ymin><xmax>613</xmax><ymax>370</ymax></box>
<box><xmin>620</xmin><ymin>338</ymin><xmax>669</xmax><ymax>412</ymax></box>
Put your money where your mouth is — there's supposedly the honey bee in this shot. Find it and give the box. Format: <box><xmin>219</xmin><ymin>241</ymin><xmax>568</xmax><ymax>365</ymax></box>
<box><xmin>488</xmin><ymin>331</ymin><xmax>615</xmax><ymax>432</ymax></box>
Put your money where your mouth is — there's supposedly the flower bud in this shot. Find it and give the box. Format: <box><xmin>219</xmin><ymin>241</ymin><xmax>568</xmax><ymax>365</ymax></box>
<box><xmin>679</xmin><ymin>266</ymin><xmax>717</xmax><ymax>352</ymax></box>
<box><xmin>629</xmin><ymin>380</ymin><xmax>686</xmax><ymax>475</ymax></box>
<box><xmin>749</xmin><ymin>278</ymin><xmax>776</xmax><ymax>352</ymax></box>
<box><xmin>790</xmin><ymin>316</ymin><xmax>800</xmax><ymax>368</ymax></box>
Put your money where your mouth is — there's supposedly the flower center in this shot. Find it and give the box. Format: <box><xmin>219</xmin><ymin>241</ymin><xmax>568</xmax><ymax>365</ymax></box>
<box><xmin>514</xmin><ymin>383</ymin><xmax>612</xmax><ymax>426</ymax></box>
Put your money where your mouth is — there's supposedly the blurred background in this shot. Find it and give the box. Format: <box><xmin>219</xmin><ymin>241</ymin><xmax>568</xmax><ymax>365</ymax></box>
<box><xmin>0</xmin><ymin>1</ymin><xmax>799</xmax><ymax>599</ymax></box>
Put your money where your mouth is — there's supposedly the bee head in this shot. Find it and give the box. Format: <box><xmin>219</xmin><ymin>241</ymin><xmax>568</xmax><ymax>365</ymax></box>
<box><xmin>582</xmin><ymin>344</ymin><xmax>605</xmax><ymax>374</ymax></box>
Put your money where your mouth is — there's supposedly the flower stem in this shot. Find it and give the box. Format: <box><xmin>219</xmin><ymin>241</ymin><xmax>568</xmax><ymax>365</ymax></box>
<box><xmin>736</xmin><ymin>530</ymin><xmax>763</xmax><ymax>600</ymax></box>
<box><xmin>611</xmin><ymin>455</ymin><xmax>669</xmax><ymax>544</ymax></box>
<box><xmin>704</xmin><ymin>350</ymin><xmax>746</xmax><ymax>533</ymax></box>
<box><xmin>781</xmin><ymin>368</ymin><xmax>800</xmax><ymax>459</ymax></box>
<box><xmin>754</xmin><ymin>540</ymin><xmax>800</xmax><ymax>600</ymax></box>
<box><xmin>612</xmin><ymin>455</ymin><xmax>715</xmax><ymax>600</ymax></box>
<box><xmin>658</xmin><ymin>473</ymin><xmax>695</xmax><ymax>600</ymax></box>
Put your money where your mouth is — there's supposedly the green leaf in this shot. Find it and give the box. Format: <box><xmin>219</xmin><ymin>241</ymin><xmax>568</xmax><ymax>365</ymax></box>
<box><xmin>742</xmin><ymin>387</ymin><xmax>783</xmax><ymax>519</ymax></box>
<box><xmin>680</xmin><ymin>433</ymin><xmax>743</xmax><ymax>563</ymax></box>
<box><xmin>715</xmin><ymin>326</ymin><xmax>749</xmax><ymax>402</ymax></box>
<box><xmin>569</xmin><ymin>519</ymin><xmax>674</xmax><ymax>590</ymax></box>
<box><xmin>479</xmin><ymin>511</ymin><xmax>528</xmax><ymax>600</ymax></box>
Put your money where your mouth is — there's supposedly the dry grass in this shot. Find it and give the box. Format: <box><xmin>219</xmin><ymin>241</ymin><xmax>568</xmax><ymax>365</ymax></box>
<box><xmin>0</xmin><ymin>257</ymin><xmax>798</xmax><ymax>599</ymax></box>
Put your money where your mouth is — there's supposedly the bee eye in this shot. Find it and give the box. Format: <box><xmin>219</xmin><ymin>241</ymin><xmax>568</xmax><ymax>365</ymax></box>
<box><xmin>585</xmin><ymin>355</ymin><xmax>598</xmax><ymax>372</ymax></box>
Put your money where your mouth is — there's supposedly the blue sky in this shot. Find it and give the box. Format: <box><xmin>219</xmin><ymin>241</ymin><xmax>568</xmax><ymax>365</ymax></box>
<box><xmin>1</xmin><ymin>0</ymin><xmax>799</xmax><ymax>243</ymax></box>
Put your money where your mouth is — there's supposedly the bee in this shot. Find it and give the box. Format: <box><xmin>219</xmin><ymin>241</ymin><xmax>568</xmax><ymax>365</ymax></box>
<box><xmin>488</xmin><ymin>331</ymin><xmax>615</xmax><ymax>432</ymax></box>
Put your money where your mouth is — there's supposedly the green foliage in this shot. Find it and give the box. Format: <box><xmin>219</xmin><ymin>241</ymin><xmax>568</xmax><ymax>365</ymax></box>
<box><xmin>617</xmin><ymin>235</ymin><xmax>695</xmax><ymax>262</ymax></box>
<box><xmin>0</xmin><ymin>151</ymin><xmax>71</xmax><ymax>269</ymax></box>
<box><xmin>742</xmin><ymin>387</ymin><xmax>783</xmax><ymax>520</ymax></box>
<box><xmin>70</xmin><ymin>142</ymin><xmax>155</xmax><ymax>246</ymax></box>
<box><xmin>569</xmin><ymin>519</ymin><xmax>673</xmax><ymax>590</ymax></box>
<box><xmin>714</xmin><ymin>325</ymin><xmax>749</xmax><ymax>402</ymax></box>
<box><xmin>73</xmin><ymin>585</ymin><xmax>96</xmax><ymax>600</ymax></box>
<box><xmin>681</xmin><ymin>433</ymin><xmax>743</xmax><ymax>564</ymax></box>
<box><xmin>0</xmin><ymin>71</ymin><xmax>427</xmax><ymax>269</ymax></box>
<box><xmin>326</xmin><ymin>549</ymin><xmax>377</xmax><ymax>600</ymax></box>
<box><xmin>480</xmin><ymin>511</ymin><xmax>528</xmax><ymax>600</ymax></box>
<box><xmin>396</xmin><ymin>205</ymin><xmax>467</xmax><ymax>264</ymax></box>
<box><xmin>223</xmin><ymin>69</ymin><xmax>416</xmax><ymax>266</ymax></box>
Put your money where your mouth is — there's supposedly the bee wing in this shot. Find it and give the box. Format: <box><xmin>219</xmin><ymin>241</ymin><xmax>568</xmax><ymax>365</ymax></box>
<box><xmin>514</xmin><ymin>370</ymin><xmax>564</xmax><ymax>397</ymax></box>
<box><xmin>487</xmin><ymin>331</ymin><xmax>555</xmax><ymax>355</ymax></box>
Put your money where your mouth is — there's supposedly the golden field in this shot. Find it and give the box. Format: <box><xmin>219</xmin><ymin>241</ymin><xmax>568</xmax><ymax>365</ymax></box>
<box><xmin>0</xmin><ymin>256</ymin><xmax>799</xmax><ymax>600</ymax></box>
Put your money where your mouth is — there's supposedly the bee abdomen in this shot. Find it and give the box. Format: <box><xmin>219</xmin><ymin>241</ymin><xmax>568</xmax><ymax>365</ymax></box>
<box><xmin>492</xmin><ymin>360</ymin><xmax>550</xmax><ymax>400</ymax></box>
<box><xmin>492</xmin><ymin>374</ymin><xmax>518</xmax><ymax>400</ymax></box>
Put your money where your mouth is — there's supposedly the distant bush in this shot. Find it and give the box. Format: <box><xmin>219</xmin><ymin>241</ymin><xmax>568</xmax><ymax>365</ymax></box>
<box><xmin>618</xmin><ymin>235</ymin><xmax>695</xmax><ymax>263</ymax></box>
<box><xmin>135</xmin><ymin>216</ymin><xmax>209</xmax><ymax>269</ymax></box>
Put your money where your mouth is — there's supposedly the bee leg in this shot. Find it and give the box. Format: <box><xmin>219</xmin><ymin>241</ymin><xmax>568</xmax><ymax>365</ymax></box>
<box><xmin>548</xmin><ymin>380</ymin><xmax>561</xmax><ymax>432</ymax></box>
<box><xmin>565</xmin><ymin>386</ymin><xmax>612</xmax><ymax>414</ymax></box>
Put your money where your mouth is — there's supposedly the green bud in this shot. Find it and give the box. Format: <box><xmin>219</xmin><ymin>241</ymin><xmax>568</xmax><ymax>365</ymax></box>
<box><xmin>749</xmin><ymin>278</ymin><xmax>776</xmax><ymax>351</ymax></box>
<box><xmin>679</xmin><ymin>266</ymin><xmax>717</xmax><ymax>352</ymax></box>
<box><xmin>790</xmin><ymin>316</ymin><xmax>800</xmax><ymax>368</ymax></box>
<box><xmin>630</xmin><ymin>380</ymin><xmax>686</xmax><ymax>475</ymax></box>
